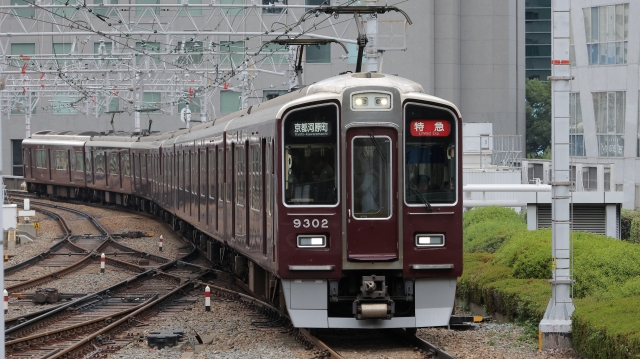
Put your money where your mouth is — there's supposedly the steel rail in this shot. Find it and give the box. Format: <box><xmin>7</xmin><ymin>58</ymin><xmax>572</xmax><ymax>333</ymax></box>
<box><xmin>391</xmin><ymin>329</ymin><xmax>458</xmax><ymax>359</ymax></box>
<box><xmin>5</xmin><ymin>295</ymin><xmax>157</xmax><ymax>352</ymax></box>
<box><xmin>49</xmin><ymin>279</ymin><xmax>197</xmax><ymax>358</ymax></box>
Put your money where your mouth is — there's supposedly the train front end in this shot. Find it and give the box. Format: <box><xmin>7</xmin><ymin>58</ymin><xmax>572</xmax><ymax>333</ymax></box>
<box><xmin>278</xmin><ymin>73</ymin><xmax>462</xmax><ymax>329</ymax></box>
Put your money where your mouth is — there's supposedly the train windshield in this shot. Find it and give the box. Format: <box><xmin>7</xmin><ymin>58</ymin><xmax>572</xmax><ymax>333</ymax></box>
<box><xmin>283</xmin><ymin>104</ymin><xmax>338</xmax><ymax>206</ymax></box>
<box><xmin>404</xmin><ymin>103</ymin><xmax>457</xmax><ymax>205</ymax></box>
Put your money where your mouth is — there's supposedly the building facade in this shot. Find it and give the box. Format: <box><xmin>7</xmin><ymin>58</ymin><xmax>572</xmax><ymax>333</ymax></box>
<box><xmin>561</xmin><ymin>0</ymin><xmax>637</xmax><ymax>209</ymax></box>
<box><xmin>0</xmin><ymin>0</ymin><xmax>526</xmax><ymax>177</ymax></box>
<box><xmin>526</xmin><ymin>0</ymin><xmax>552</xmax><ymax>80</ymax></box>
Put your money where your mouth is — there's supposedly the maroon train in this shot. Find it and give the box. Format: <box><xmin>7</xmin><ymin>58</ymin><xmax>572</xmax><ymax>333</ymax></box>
<box><xmin>22</xmin><ymin>73</ymin><xmax>463</xmax><ymax>329</ymax></box>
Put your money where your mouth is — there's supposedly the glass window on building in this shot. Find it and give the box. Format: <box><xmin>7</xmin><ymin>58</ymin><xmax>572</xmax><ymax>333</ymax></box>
<box><xmin>593</xmin><ymin>91</ymin><xmax>625</xmax><ymax>157</ymax></box>
<box><xmin>263</xmin><ymin>89</ymin><xmax>287</xmax><ymax>101</ymax></box>
<box><xmin>570</xmin><ymin>93</ymin><xmax>584</xmax><ymax>156</ymax></box>
<box><xmin>93</xmin><ymin>41</ymin><xmax>115</xmax><ymax>66</ymax></box>
<box><xmin>220</xmin><ymin>90</ymin><xmax>241</xmax><ymax>114</ymax></box>
<box><xmin>306</xmin><ymin>43</ymin><xmax>331</xmax><ymax>64</ymax></box>
<box><xmin>51</xmin><ymin>0</ymin><xmax>76</xmax><ymax>17</ymax></box>
<box><xmin>262</xmin><ymin>0</ymin><xmax>287</xmax><ymax>14</ymax></box>
<box><xmin>11</xmin><ymin>0</ymin><xmax>35</xmax><ymax>17</ymax></box>
<box><xmin>99</xmin><ymin>97</ymin><xmax>120</xmax><ymax>114</ymax></box>
<box><xmin>175</xmin><ymin>41</ymin><xmax>203</xmax><ymax>64</ymax></box>
<box><xmin>583</xmin><ymin>4</ymin><xmax>629</xmax><ymax>65</ymax></box>
<box><xmin>525</xmin><ymin>0</ymin><xmax>551</xmax><ymax>80</ymax></box>
<box><xmin>11</xmin><ymin>140</ymin><xmax>24</xmax><ymax>176</ymax></box>
<box><xmin>178</xmin><ymin>96</ymin><xmax>201</xmax><ymax>113</ymax></box>
<box><xmin>10</xmin><ymin>43</ymin><xmax>35</xmax><ymax>68</ymax></box>
<box><xmin>52</xmin><ymin>43</ymin><xmax>73</xmax><ymax>66</ymax></box>
<box><xmin>177</xmin><ymin>0</ymin><xmax>202</xmax><ymax>16</ymax></box>
<box><xmin>261</xmin><ymin>42</ymin><xmax>288</xmax><ymax>67</ymax></box>
<box><xmin>53</xmin><ymin>92</ymin><xmax>79</xmax><ymax>114</ymax></box>
<box><xmin>346</xmin><ymin>43</ymin><xmax>365</xmax><ymax>65</ymax></box>
<box><xmin>305</xmin><ymin>0</ymin><xmax>325</xmax><ymax>5</ymax></box>
<box><xmin>220</xmin><ymin>0</ymin><xmax>244</xmax><ymax>16</ymax></box>
<box><xmin>94</xmin><ymin>0</ymin><xmax>118</xmax><ymax>16</ymax></box>
<box><xmin>582</xmin><ymin>167</ymin><xmax>597</xmax><ymax>191</ymax></box>
<box><xmin>11</xmin><ymin>92</ymin><xmax>36</xmax><ymax>115</ymax></box>
<box><xmin>143</xmin><ymin>92</ymin><xmax>162</xmax><ymax>113</ymax></box>
<box><xmin>220</xmin><ymin>40</ymin><xmax>245</xmax><ymax>67</ymax></box>
<box><xmin>136</xmin><ymin>42</ymin><xmax>161</xmax><ymax>65</ymax></box>
<box><xmin>136</xmin><ymin>0</ymin><xmax>159</xmax><ymax>16</ymax></box>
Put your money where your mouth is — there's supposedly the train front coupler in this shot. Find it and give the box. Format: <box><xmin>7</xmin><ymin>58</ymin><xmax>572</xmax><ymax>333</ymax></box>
<box><xmin>352</xmin><ymin>274</ymin><xmax>395</xmax><ymax>320</ymax></box>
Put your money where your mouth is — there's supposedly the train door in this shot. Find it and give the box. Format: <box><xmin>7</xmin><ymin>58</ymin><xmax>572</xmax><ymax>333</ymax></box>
<box><xmin>249</xmin><ymin>139</ymin><xmax>263</xmax><ymax>253</ymax></box>
<box><xmin>235</xmin><ymin>142</ymin><xmax>247</xmax><ymax>245</ymax></box>
<box><xmin>264</xmin><ymin>139</ymin><xmax>272</xmax><ymax>258</ymax></box>
<box><xmin>200</xmin><ymin>147</ymin><xmax>207</xmax><ymax>224</ymax></box>
<box><xmin>346</xmin><ymin>127</ymin><xmax>398</xmax><ymax>261</ymax></box>
<box><xmin>226</xmin><ymin>142</ymin><xmax>235</xmax><ymax>241</ymax></box>
<box><xmin>217</xmin><ymin>146</ymin><xmax>225</xmax><ymax>236</ymax></box>
<box><xmin>208</xmin><ymin>146</ymin><xmax>216</xmax><ymax>231</ymax></box>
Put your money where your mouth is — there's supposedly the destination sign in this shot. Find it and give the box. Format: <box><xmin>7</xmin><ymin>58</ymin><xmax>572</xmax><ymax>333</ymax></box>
<box><xmin>409</xmin><ymin>120</ymin><xmax>451</xmax><ymax>137</ymax></box>
<box><xmin>290</xmin><ymin>121</ymin><xmax>331</xmax><ymax>137</ymax></box>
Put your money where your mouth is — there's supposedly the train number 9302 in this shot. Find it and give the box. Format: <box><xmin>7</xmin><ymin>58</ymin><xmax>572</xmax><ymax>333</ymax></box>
<box><xmin>293</xmin><ymin>219</ymin><xmax>329</xmax><ymax>229</ymax></box>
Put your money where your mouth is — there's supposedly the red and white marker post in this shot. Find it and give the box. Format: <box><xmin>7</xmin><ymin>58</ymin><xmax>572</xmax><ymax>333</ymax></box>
<box><xmin>100</xmin><ymin>253</ymin><xmax>105</xmax><ymax>273</ymax></box>
<box><xmin>159</xmin><ymin>235</ymin><xmax>163</xmax><ymax>252</ymax></box>
<box><xmin>205</xmin><ymin>286</ymin><xmax>211</xmax><ymax>312</ymax></box>
<box><xmin>4</xmin><ymin>289</ymin><xmax>8</xmax><ymax>314</ymax></box>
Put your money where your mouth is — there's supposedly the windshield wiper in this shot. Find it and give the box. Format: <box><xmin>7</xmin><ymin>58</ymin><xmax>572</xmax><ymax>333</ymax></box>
<box><xmin>408</xmin><ymin>180</ymin><xmax>432</xmax><ymax>212</ymax></box>
<box><xmin>369</xmin><ymin>133</ymin><xmax>387</xmax><ymax>164</ymax></box>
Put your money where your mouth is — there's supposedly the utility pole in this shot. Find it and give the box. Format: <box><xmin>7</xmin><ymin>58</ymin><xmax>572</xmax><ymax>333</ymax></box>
<box><xmin>0</xmin><ymin>78</ymin><xmax>6</xmax><ymax>359</ymax></box>
<box><xmin>539</xmin><ymin>0</ymin><xmax>574</xmax><ymax>350</ymax></box>
<box><xmin>364</xmin><ymin>0</ymin><xmax>379</xmax><ymax>73</ymax></box>
<box><xmin>25</xmin><ymin>91</ymin><xmax>31</xmax><ymax>138</ymax></box>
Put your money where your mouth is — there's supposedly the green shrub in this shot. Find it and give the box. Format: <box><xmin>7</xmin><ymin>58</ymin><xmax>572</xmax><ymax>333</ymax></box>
<box><xmin>494</xmin><ymin>228</ymin><xmax>552</xmax><ymax>279</ymax></box>
<box><xmin>464</xmin><ymin>220</ymin><xmax>526</xmax><ymax>253</ymax></box>
<box><xmin>573</xmin><ymin>296</ymin><xmax>640</xmax><ymax>359</ymax></box>
<box><xmin>620</xmin><ymin>209</ymin><xmax>640</xmax><ymax>242</ymax></box>
<box><xmin>463</xmin><ymin>206</ymin><xmax>524</xmax><ymax>230</ymax></box>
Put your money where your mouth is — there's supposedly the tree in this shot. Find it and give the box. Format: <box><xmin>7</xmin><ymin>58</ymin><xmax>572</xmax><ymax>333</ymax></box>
<box><xmin>526</xmin><ymin>78</ymin><xmax>552</xmax><ymax>158</ymax></box>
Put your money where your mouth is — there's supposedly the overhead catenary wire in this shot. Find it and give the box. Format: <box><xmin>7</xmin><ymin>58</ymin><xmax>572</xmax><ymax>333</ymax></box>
<box><xmin>1</xmin><ymin>0</ymin><xmax>360</xmax><ymax>115</ymax></box>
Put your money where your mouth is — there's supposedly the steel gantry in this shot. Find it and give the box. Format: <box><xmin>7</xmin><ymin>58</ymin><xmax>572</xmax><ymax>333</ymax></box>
<box><xmin>0</xmin><ymin>1</ymin><xmax>387</xmax><ymax>133</ymax></box>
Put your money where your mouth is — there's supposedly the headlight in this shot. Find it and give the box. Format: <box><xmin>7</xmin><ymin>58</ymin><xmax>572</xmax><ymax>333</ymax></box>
<box><xmin>351</xmin><ymin>92</ymin><xmax>391</xmax><ymax>110</ymax></box>
<box><xmin>297</xmin><ymin>235</ymin><xmax>327</xmax><ymax>248</ymax></box>
<box><xmin>354</xmin><ymin>97</ymin><xmax>368</xmax><ymax>106</ymax></box>
<box><xmin>415</xmin><ymin>234</ymin><xmax>444</xmax><ymax>247</ymax></box>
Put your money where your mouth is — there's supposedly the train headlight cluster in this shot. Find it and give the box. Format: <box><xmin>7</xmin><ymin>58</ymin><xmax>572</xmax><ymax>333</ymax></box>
<box><xmin>297</xmin><ymin>235</ymin><xmax>327</xmax><ymax>248</ymax></box>
<box><xmin>415</xmin><ymin>234</ymin><xmax>445</xmax><ymax>247</ymax></box>
<box><xmin>351</xmin><ymin>92</ymin><xmax>392</xmax><ymax>111</ymax></box>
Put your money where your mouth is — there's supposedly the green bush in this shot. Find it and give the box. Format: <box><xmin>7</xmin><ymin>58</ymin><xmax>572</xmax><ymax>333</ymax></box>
<box><xmin>494</xmin><ymin>228</ymin><xmax>552</xmax><ymax>280</ymax></box>
<box><xmin>620</xmin><ymin>209</ymin><xmax>640</xmax><ymax>242</ymax></box>
<box><xmin>463</xmin><ymin>206</ymin><xmax>524</xmax><ymax>230</ymax></box>
<box><xmin>464</xmin><ymin>219</ymin><xmax>526</xmax><ymax>253</ymax></box>
<box><xmin>573</xmin><ymin>296</ymin><xmax>640</xmax><ymax>359</ymax></box>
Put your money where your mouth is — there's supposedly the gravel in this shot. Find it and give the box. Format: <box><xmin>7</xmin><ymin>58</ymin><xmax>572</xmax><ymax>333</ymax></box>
<box><xmin>418</xmin><ymin>323</ymin><xmax>582</xmax><ymax>359</ymax></box>
<box><xmin>108</xmin><ymin>292</ymin><xmax>312</xmax><ymax>359</ymax></box>
<box><xmin>4</xmin><ymin>238</ymin><xmax>56</xmax><ymax>268</ymax></box>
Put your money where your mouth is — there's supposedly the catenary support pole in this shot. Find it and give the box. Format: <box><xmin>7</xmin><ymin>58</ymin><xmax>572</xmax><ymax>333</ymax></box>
<box><xmin>539</xmin><ymin>0</ymin><xmax>574</xmax><ymax>350</ymax></box>
<box><xmin>0</xmin><ymin>87</ymin><xmax>6</xmax><ymax>358</ymax></box>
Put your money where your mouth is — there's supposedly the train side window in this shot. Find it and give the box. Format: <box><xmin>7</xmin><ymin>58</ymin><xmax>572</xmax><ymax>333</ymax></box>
<box><xmin>404</xmin><ymin>103</ymin><xmax>457</xmax><ymax>205</ymax></box>
<box><xmin>75</xmin><ymin>151</ymin><xmax>84</xmax><ymax>172</ymax></box>
<box><xmin>218</xmin><ymin>147</ymin><xmax>224</xmax><ymax>202</ymax></box>
<box><xmin>86</xmin><ymin>152</ymin><xmax>92</xmax><ymax>174</ymax></box>
<box><xmin>250</xmin><ymin>144</ymin><xmax>261</xmax><ymax>210</ymax></box>
<box><xmin>95</xmin><ymin>151</ymin><xmax>105</xmax><ymax>174</ymax></box>
<box><xmin>108</xmin><ymin>153</ymin><xmax>118</xmax><ymax>175</ymax></box>
<box><xmin>226</xmin><ymin>146</ymin><xmax>232</xmax><ymax>203</ymax></box>
<box><xmin>209</xmin><ymin>148</ymin><xmax>216</xmax><ymax>200</ymax></box>
<box><xmin>201</xmin><ymin>149</ymin><xmax>207</xmax><ymax>198</ymax></box>
<box><xmin>178</xmin><ymin>152</ymin><xmax>183</xmax><ymax>190</ymax></box>
<box><xmin>236</xmin><ymin>145</ymin><xmax>245</xmax><ymax>204</ymax></box>
<box><xmin>123</xmin><ymin>153</ymin><xmax>131</xmax><ymax>177</ymax></box>
<box><xmin>192</xmin><ymin>151</ymin><xmax>197</xmax><ymax>195</ymax></box>
<box><xmin>55</xmin><ymin>150</ymin><xmax>68</xmax><ymax>170</ymax></box>
<box><xmin>283</xmin><ymin>104</ymin><xmax>338</xmax><ymax>206</ymax></box>
<box><xmin>36</xmin><ymin>149</ymin><xmax>47</xmax><ymax>168</ymax></box>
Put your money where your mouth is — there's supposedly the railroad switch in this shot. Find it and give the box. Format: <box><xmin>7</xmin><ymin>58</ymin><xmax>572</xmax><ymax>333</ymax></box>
<box><xmin>449</xmin><ymin>315</ymin><xmax>490</xmax><ymax>329</ymax></box>
<box><xmin>147</xmin><ymin>329</ymin><xmax>185</xmax><ymax>349</ymax></box>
